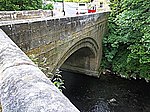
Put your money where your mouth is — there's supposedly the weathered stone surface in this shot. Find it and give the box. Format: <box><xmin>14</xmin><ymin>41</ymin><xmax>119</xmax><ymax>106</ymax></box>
<box><xmin>0</xmin><ymin>29</ymin><xmax>79</xmax><ymax>112</ymax></box>
<box><xmin>0</xmin><ymin>12</ymin><xmax>109</xmax><ymax>77</ymax></box>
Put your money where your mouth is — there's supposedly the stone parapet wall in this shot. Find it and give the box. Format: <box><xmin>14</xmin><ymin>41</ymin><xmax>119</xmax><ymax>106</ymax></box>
<box><xmin>0</xmin><ymin>10</ymin><xmax>53</xmax><ymax>21</ymax></box>
<box><xmin>0</xmin><ymin>29</ymin><xmax>79</xmax><ymax>112</ymax></box>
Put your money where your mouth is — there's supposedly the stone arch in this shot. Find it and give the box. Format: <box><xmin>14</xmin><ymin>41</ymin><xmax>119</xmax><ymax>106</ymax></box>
<box><xmin>53</xmin><ymin>37</ymin><xmax>100</xmax><ymax>77</ymax></box>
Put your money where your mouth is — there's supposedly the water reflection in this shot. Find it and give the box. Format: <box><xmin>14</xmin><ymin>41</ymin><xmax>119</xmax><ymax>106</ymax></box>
<box><xmin>62</xmin><ymin>71</ymin><xmax>150</xmax><ymax>112</ymax></box>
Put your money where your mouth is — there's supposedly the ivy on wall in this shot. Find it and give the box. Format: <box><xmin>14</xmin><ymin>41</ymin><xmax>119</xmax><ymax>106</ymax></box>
<box><xmin>101</xmin><ymin>0</ymin><xmax>150</xmax><ymax>80</ymax></box>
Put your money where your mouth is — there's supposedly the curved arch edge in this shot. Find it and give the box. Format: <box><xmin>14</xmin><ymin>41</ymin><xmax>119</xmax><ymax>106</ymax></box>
<box><xmin>52</xmin><ymin>37</ymin><xmax>101</xmax><ymax>77</ymax></box>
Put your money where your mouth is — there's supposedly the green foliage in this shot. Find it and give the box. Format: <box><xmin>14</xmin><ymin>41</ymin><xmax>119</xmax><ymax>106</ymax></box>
<box><xmin>29</xmin><ymin>54</ymin><xmax>65</xmax><ymax>91</ymax></box>
<box><xmin>64</xmin><ymin>0</ymin><xmax>78</xmax><ymax>2</ymax></box>
<box><xmin>29</xmin><ymin>54</ymin><xmax>53</xmax><ymax>78</ymax></box>
<box><xmin>79</xmin><ymin>0</ymin><xmax>89</xmax><ymax>3</ymax></box>
<box><xmin>0</xmin><ymin>0</ymin><xmax>42</xmax><ymax>11</ymax></box>
<box><xmin>43</xmin><ymin>3</ymin><xmax>54</xmax><ymax>10</ymax></box>
<box><xmin>102</xmin><ymin>0</ymin><xmax>150</xmax><ymax>80</ymax></box>
<box><xmin>52</xmin><ymin>69</ymin><xmax>65</xmax><ymax>92</ymax></box>
<box><xmin>64</xmin><ymin>0</ymin><xmax>90</xmax><ymax>3</ymax></box>
<box><xmin>53</xmin><ymin>0</ymin><xmax>64</xmax><ymax>2</ymax></box>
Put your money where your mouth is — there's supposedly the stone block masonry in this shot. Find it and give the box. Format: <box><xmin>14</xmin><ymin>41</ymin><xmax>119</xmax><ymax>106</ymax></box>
<box><xmin>0</xmin><ymin>29</ymin><xmax>79</xmax><ymax>112</ymax></box>
<box><xmin>0</xmin><ymin>12</ymin><xmax>109</xmax><ymax>77</ymax></box>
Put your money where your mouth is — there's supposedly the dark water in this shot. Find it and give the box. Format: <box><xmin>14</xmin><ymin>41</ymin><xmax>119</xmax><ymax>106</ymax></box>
<box><xmin>62</xmin><ymin>71</ymin><xmax>150</xmax><ymax>112</ymax></box>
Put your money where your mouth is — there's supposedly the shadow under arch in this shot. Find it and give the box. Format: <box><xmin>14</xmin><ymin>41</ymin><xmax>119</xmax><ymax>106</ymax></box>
<box><xmin>52</xmin><ymin>37</ymin><xmax>100</xmax><ymax>77</ymax></box>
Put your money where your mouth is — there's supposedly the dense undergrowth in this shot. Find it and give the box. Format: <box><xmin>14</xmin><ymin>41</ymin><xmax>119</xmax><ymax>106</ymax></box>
<box><xmin>101</xmin><ymin>0</ymin><xmax>150</xmax><ymax>81</ymax></box>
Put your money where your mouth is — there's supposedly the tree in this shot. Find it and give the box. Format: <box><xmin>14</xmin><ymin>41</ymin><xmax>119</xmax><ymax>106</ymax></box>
<box><xmin>0</xmin><ymin>0</ymin><xmax>42</xmax><ymax>11</ymax></box>
<box><xmin>102</xmin><ymin>0</ymin><xmax>150</xmax><ymax>80</ymax></box>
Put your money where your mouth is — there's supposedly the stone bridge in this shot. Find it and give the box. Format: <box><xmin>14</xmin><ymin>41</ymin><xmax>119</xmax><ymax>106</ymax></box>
<box><xmin>0</xmin><ymin>12</ymin><xmax>109</xmax><ymax>77</ymax></box>
<box><xmin>0</xmin><ymin>12</ymin><xmax>109</xmax><ymax>111</ymax></box>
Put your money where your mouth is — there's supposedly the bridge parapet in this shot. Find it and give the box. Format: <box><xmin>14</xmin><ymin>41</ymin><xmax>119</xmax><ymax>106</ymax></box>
<box><xmin>0</xmin><ymin>10</ymin><xmax>53</xmax><ymax>21</ymax></box>
<box><xmin>0</xmin><ymin>29</ymin><xmax>79</xmax><ymax>112</ymax></box>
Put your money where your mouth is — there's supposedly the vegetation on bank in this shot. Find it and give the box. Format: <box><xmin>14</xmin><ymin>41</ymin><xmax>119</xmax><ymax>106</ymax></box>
<box><xmin>101</xmin><ymin>0</ymin><xmax>150</xmax><ymax>81</ymax></box>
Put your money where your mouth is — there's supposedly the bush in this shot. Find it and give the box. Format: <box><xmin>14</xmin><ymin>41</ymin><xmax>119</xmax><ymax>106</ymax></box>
<box><xmin>43</xmin><ymin>3</ymin><xmax>54</xmax><ymax>10</ymax></box>
<box><xmin>101</xmin><ymin>0</ymin><xmax>150</xmax><ymax>81</ymax></box>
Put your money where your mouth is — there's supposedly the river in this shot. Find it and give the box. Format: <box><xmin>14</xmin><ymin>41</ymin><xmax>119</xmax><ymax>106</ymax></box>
<box><xmin>61</xmin><ymin>71</ymin><xmax>150</xmax><ymax>112</ymax></box>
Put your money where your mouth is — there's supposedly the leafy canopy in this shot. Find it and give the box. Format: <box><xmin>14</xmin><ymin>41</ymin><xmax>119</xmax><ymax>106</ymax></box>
<box><xmin>102</xmin><ymin>0</ymin><xmax>150</xmax><ymax>80</ymax></box>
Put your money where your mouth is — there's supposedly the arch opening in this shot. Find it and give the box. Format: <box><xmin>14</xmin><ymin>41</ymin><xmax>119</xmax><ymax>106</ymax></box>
<box><xmin>60</xmin><ymin>47</ymin><xmax>98</xmax><ymax>76</ymax></box>
<box><xmin>52</xmin><ymin>37</ymin><xmax>101</xmax><ymax>77</ymax></box>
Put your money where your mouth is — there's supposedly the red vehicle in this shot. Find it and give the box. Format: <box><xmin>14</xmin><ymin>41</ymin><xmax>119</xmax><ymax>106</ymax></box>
<box><xmin>88</xmin><ymin>5</ymin><xmax>96</xmax><ymax>13</ymax></box>
<box><xmin>88</xmin><ymin>9</ymin><xmax>96</xmax><ymax>13</ymax></box>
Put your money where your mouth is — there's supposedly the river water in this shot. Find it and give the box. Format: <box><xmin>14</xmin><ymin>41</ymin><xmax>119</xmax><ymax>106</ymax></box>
<box><xmin>62</xmin><ymin>71</ymin><xmax>150</xmax><ymax>112</ymax></box>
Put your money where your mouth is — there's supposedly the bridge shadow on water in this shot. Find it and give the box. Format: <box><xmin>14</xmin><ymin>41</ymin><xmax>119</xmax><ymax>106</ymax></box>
<box><xmin>61</xmin><ymin>70</ymin><xmax>150</xmax><ymax>112</ymax></box>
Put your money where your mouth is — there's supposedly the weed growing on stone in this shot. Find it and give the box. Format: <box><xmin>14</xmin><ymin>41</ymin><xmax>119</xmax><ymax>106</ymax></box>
<box><xmin>29</xmin><ymin>54</ymin><xmax>65</xmax><ymax>91</ymax></box>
